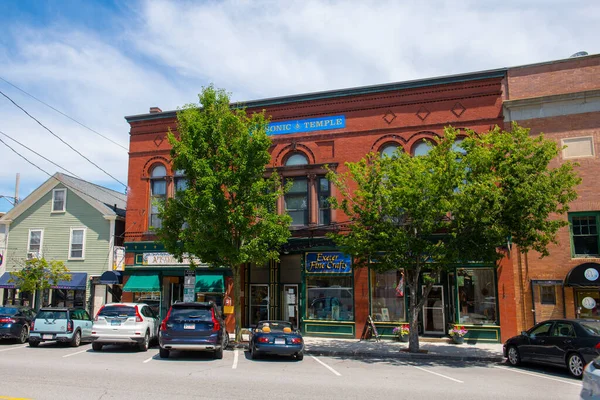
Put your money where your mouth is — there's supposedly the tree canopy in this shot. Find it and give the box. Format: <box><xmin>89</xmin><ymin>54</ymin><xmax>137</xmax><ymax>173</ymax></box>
<box><xmin>9</xmin><ymin>258</ymin><xmax>71</xmax><ymax>309</ymax></box>
<box><xmin>156</xmin><ymin>85</ymin><xmax>291</xmax><ymax>340</ymax></box>
<box><xmin>327</xmin><ymin>123</ymin><xmax>580</xmax><ymax>352</ymax></box>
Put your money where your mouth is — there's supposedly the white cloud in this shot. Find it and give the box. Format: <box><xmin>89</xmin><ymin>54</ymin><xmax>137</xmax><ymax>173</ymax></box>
<box><xmin>0</xmin><ymin>0</ymin><xmax>599</xmax><ymax>212</ymax></box>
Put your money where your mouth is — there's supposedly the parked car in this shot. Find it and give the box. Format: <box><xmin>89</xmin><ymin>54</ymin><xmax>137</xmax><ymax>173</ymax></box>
<box><xmin>581</xmin><ymin>356</ymin><xmax>600</xmax><ymax>399</ymax></box>
<box><xmin>29</xmin><ymin>307</ymin><xmax>93</xmax><ymax>347</ymax></box>
<box><xmin>91</xmin><ymin>303</ymin><xmax>159</xmax><ymax>352</ymax></box>
<box><xmin>158</xmin><ymin>302</ymin><xmax>228</xmax><ymax>359</ymax></box>
<box><xmin>0</xmin><ymin>305</ymin><xmax>35</xmax><ymax>343</ymax></box>
<box><xmin>504</xmin><ymin>319</ymin><xmax>600</xmax><ymax>378</ymax></box>
<box><xmin>249</xmin><ymin>320</ymin><xmax>304</xmax><ymax>361</ymax></box>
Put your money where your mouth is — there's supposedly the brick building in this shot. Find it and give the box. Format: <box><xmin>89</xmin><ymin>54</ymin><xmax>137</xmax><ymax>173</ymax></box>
<box><xmin>503</xmin><ymin>54</ymin><xmax>600</xmax><ymax>337</ymax></box>
<box><xmin>123</xmin><ymin>68</ymin><xmax>509</xmax><ymax>341</ymax></box>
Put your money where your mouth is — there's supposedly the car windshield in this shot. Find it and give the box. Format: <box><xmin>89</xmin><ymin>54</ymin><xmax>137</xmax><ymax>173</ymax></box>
<box><xmin>257</xmin><ymin>321</ymin><xmax>293</xmax><ymax>332</ymax></box>
<box><xmin>37</xmin><ymin>310</ymin><xmax>67</xmax><ymax>320</ymax></box>
<box><xmin>580</xmin><ymin>321</ymin><xmax>600</xmax><ymax>336</ymax></box>
<box><xmin>170</xmin><ymin>308</ymin><xmax>212</xmax><ymax>321</ymax></box>
<box><xmin>99</xmin><ymin>306</ymin><xmax>136</xmax><ymax>317</ymax></box>
<box><xmin>0</xmin><ymin>307</ymin><xmax>19</xmax><ymax>316</ymax></box>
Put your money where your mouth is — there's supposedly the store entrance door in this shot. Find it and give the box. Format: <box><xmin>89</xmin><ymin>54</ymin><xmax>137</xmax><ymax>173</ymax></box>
<box><xmin>423</xmin><ymin>285</ymin><xmax>445</xmax><ymax>334</ymax></box>
<box><xmin>282</xmin><ymin>285</ymin><xmax>299</xmax><ymax>329</ymax></box>
<box><xmin>575</xmin><ymin>289</ymin><xmax>600</xmax><ymax>319</ymax></box>
<box><xmin>249</xmin><ymin>284</ymin><xmax>269</xmax><ymax>327</ymax></box>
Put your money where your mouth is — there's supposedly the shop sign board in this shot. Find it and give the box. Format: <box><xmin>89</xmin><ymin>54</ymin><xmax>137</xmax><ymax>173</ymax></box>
<box><xmin>143</xmin><ymin>252</ymin><xmax>205</xmax><ymax>266</ymax></box>
<box><xmin>113</xmin><ymin>246</ymin><xmax>125</xmax><ymax>271</ymax></box>
<box><xmin>585</xmin><ymin>268</ymin><xmax>599</xmax><ymax>281</ymax></box>
<box><xmin>305</xmin><ymin>252</ymin><xmax>352</xmax><ymax>274</ymax></box>
<box><xmin>266</xmin><ymin>115</ymin><xmax>345</xmax><ymax>136</ymax></box>
<box><xmin>184</xmin><ymin>270</ymin><xmax>196</xmax><ymax>302</ymax></box>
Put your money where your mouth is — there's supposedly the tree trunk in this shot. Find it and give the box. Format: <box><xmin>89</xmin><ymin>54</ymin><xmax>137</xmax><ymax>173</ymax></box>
<box><xmin>232</xmin><ymin>264</ymin><xmax>243</xmax><ymax>343</ymax></box>
<box><xmin>407</xmin><ymin>267</ymin><xmax>420</xmax><ymax>353</ymax></box>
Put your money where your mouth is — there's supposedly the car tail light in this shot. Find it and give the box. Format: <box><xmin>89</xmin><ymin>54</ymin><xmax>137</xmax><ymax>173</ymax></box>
<box><xmin>291</xmin><ymin>338</ymin><xmax>302</xmax><ymax>344</ymax></box>
<box><xmin>595</xmin><ymin>342</ymin><xmax>600</xmax><ymax>350</ymax></box>
<box><xmin>135</xmin><ymin>306</ymin><xmax>143</xmax><ymax>323</ymax></box>
<box><xmin>258</xmin><ymin>337</ymin><xmax>270</xmax><ymax>343</ymax></box>
<box><xmin>0</xmin><ymin>318</ymin><xmax>16</xmax><ymax>323</ymax></box>
<box><xmin>94</xmin><ymin>305</ymin><xmax>104</xmax><ymax>321</ymax></box>
<box><xmin>160</xmin><ymin>308</ymin><xmax>172</xmax><ymax>332</ymax></box>
<box><xmin>31</xmin><ymin>320</ymin><xmax>35</xmax><ymax>331</ymax></box>
<box><xmin>67</xmin><ymin>320</ymin><xmax>73</xmax><ymax>333</ymax></box>
<box><xmin>211</xmin><ymin>308</ymin><xmax>220</xmax><ymax>332</ymax></box>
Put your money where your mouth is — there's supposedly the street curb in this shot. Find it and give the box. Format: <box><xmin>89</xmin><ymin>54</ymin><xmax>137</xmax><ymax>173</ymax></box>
<box><xmin>304</xmin><ymin>348</ymin><xmax>504</xmax><ymax>363</ymax></box>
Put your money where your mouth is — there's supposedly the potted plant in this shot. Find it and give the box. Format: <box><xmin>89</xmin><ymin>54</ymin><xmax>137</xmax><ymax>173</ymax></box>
<box><xmin>448</xmin><ymin>325</ymin><xmax>468</xmax><ymax>344</ymax></box>
<box><xmin>392</xmin><ymin>324</ymin><xmax>410</xmax><ymax>342</ymax></box>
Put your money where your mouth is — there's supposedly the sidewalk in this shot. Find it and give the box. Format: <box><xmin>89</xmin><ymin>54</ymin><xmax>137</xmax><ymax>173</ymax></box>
<box><xmin>232</xmin><ymin>333</ymin><xmax>504</xmax><ymax>362</ymax></box>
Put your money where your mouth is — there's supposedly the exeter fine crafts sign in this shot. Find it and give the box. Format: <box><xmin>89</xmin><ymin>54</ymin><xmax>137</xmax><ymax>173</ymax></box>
<box><xmin>266</xmin><ymin>115</ymin><xmax>345</xmax><ymax>136</ymax></box>
<box><xmin>305</xmin><ymin>252</ymin><xmax>352</xmax><ymax>274</ymax></box>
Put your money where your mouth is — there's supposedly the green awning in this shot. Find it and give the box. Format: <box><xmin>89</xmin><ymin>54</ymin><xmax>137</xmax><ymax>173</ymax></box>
<box><xmin>195</xmin><ymin>274</ymin><xmax>225</xmax><ymax>293</ymax></box>
<box><xmin>123</xmin><ymin>273</ymin><xmax>161</xmax><ymax>292</ymax></box>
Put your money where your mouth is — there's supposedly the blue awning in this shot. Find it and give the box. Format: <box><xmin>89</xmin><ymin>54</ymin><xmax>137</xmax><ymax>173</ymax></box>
<box><xmin>51</xmin><ymin>272</ymin><xmax>88</xmax><ymax>290</ymax></box>
<box><xmin>99</xmin><ymin>270</ymin><xmax>122</xmax><ymax>285</ymax></box>
<box><xmin>0</xmin><ymin>272</ymin><xmax>15</xmax><ymax>289</ymax></box>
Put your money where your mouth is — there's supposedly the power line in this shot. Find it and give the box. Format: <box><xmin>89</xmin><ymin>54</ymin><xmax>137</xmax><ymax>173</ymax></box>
<box><xmin>0</xmin><ymin>137</ymin><xmax>126</xmax><ymax>212</ymax></box>
<box><xmin>0</xmin><ymin>129</ymin><xmax>126</xmax><ymax>205</ymax></box>
<box><xmin>0</xmin><ymin>76</ymin><xmax>129</xmax><ymax>151</ymax></box>
<box><xmin>0</xmin><ymin>89</ymin><xmax>127</xmax><ymax>188</ymax></box>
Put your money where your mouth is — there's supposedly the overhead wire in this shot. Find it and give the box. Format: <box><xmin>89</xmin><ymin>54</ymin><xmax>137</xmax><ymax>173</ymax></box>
<box><xmin>0</xmin><ymin>128</ymin><xmax>127</xmax><ymax>205</ymax></box>
<box><xmin>0</xmin><ymin>88</ymin><xmax>127</xmax><ymax>188</ymax></box>
<box><xmin>0</xmin><ymin>76</ymin><xmax>129</xmax><ymax>151</ymax></box>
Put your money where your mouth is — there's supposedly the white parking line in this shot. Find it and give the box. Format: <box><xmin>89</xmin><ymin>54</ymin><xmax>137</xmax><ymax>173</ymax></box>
<box><xmin>0</xmin><ymin>345</ymin><xmax>26</xmax><ymax>352</ymax></box>
<box><xmin>494</xmin><ymin>365</ymin><xmax>581</xmax><ymax>386</ymax></box>
<box><xmin>62</xmin><ymin>349</ymin><xmax>88</xmax><ymax>358</ymax></box>
<box><xmin>232</xmin><ymin>350</ymin><xmax>239</xmax><ymax>369</ymax></box>
<box><xmin>311</xmin><ymin>356</ymin><xmax>341</xmax><ymax>376</ymax></box>
<box><xmin>143</xmin><ymin>356</ymin><xmax>154</xmax><ymax>363</ymax></box>
<box><xmin>414</xmin><ymin>366</ymin><xmax>463</xmax><ymax>383</ymax></box>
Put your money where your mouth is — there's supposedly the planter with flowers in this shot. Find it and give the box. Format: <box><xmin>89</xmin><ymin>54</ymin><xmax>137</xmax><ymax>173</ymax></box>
<box><xmin>448</xmin><ymin>325</ymin><xmax>468</xmax><ymax>344</ymax></box>
<box><xmin>392</xmin><ymin>324</ymin><xmax>410</xmax><ymax>342</ymax></box>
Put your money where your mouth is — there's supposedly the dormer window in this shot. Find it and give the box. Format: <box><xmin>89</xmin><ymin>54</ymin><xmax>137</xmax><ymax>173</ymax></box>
<box><xmin>52</xmin><ymin>188</ymin><xmax>67</xmax><ymax>212</ymax></box>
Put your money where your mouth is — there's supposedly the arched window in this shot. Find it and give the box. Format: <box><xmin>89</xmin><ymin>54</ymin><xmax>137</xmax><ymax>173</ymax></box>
<box><xmin>149</xmin><ymin>164</ymin><xmax>167</xmax><ymax>229</ymax></box>
<box><xmin>285</xmin><ymin>153</ymin><xmax>309</xmax><ymax>166</ymax></box>
<box><xmin>380</xmin><ymin>144</ymin><xmax>401</xmax><ymax>159</ymax></box>
<box><xmin>174</xmin><ymin>169</ymin><xmax>188</xmax><ymax>194</ymax></box>
<box><xmin>413</xmin><ymin>141</ymin><xmax>433</xmax><ymax>157</ymax></box>
<box><xmin>452</xmin><ymin>138</ymin><xmax>466</xmax><ymax>155</ymax></box>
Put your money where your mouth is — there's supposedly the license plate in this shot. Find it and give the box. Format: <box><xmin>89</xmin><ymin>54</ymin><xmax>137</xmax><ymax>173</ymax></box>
<box><xmin>274</xmin><ymin>338</ymin><xmax>285</xmax><ymax>345</ymax></box>
<box><xmin>42</xmin><ymin>334</ymin><xmax>53</xmax><ymax>340</ymax></box>
<box><xmin>111</xmin><ymin>320</ymin><xmax>121</xmax><ymax>326</ymax></box>
<box><xmin>184</xmin><ymin>323</ymin><xmax>195</xmax><ymax>330</ymax></box>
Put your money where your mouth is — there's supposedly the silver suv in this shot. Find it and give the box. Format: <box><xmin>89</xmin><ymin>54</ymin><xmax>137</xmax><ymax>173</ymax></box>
<box><xmin>91</xmin><ymin>303</ymin><xmax>159</xmax><ymax>352</ymax></box>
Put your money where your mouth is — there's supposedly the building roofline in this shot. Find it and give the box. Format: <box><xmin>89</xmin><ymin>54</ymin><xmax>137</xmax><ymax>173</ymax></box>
<box><xmin>125</xmin><ymin>68</ymin><xmax>507</xmax><ymax>123</ymax></box>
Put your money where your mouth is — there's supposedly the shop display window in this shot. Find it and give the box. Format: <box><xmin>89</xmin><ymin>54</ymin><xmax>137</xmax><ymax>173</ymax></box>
<box><xmin>133</xmin><ymin>292</ymin><xmax>161</xmax><ymax>316</ymax></box>
<box><xmin>576</xmin><ymin>290</ymin><xmax>600</xmax><ymax>319</ymax></box>
<box><xmin>306</xmin><ymin>276</ymin><xmax>353</xmax><ymax>321</ymax></box>
<box><xmin>371</xmin><ymin>270</ymin><xmax>405</xmax><ymax>322</ymax></box>
<box><xmin>51</xmin><ymin>289</ymin><xmax>85</xmax><ymax>308</ymax></box>
<box><xmin>457</xmin><ymin>268</ymin><xmax>497</xmax><ymax>325</ymax></box>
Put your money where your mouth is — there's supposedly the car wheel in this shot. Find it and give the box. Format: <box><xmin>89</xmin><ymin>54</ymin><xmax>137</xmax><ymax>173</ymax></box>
<box><xmin>507</xmin><ymin>346</ymin><xmax>521</xmax><ymax>366</ymax></box>
<box><xmin>70</xmin><ymin>330</ymin><xmax>81</xmax><ymax>347</ymax></box>
<box><xmin>568</xmin><ymin>353</ymin><xmax>585</xmax><ymax>378</ymax></box>
<box><xmin>28</xmin><ymin>339</ymin><xmax>39</xmax><ymax>348</ymax></box>
<box><xmin>139</xmin><ymin>332</ymin><xmax>149</xmax><ymax>352</ymax></box>
<box><xmin>295</xmin><ymin>351</ymin><xmax>304</xmax><ymax>361</ymax></box>
<box><xmin>214</xmin><ymin>346</ymin><xmax>223</xmax><ymax>360</ymax></box>
<box><xmin>251</xmin><ymin>344</ymin><xmax>259</xmax><ymax>360</ymax></box>
<box><xmin>92</xmin><ymin>342</ymin><xmax>103</xmax><ymax>352</ymax></box>
<box><xmin>222</xmin><ymin>331</ymin><xmax>229</xmax><ymax>350</ymax></box>
<box><xmin>159</xmin><ymin>348</ymin><xmax>170</xmax><ymax>359</ymax></box>
<box><xmin>17</xmin><ymin>326</ymin><xmax>29</xmax><ymax>344</ymax></box>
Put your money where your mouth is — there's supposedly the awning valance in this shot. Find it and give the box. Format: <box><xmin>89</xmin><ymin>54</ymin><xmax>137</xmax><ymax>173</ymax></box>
<box><xmin>565</xmin><ymin>262</ymin><xmax>600</xmax><ymax>287</ymax></box>
<box><xmin>195</xmin><ymin>274</ymin><xmax>225</xmax><ymax>293</ymax></box>
<box><xmin>99</xmin><ymin>271</ymin><xmax>122</xmax><ymax>285</ymax></box>
<box><xmin>52</xmin><ymin>272</ymin><xmax>88</xmax><ymax>290</ymax></box>
<box><xmin>0</xmin><ymin>272</ymin><xmax>15</xmax><ymax>289</ymax></box>
<box><xmin>123</xmin><ymin>273</ymin><xmax>160</xmax><ymax>292</ymax></box>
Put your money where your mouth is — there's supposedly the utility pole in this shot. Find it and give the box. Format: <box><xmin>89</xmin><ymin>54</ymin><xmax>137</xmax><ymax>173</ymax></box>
<box><xmin>14</xmin><ymin>173</ymin><xmax>19</xmax><ymax>205</ymax></box>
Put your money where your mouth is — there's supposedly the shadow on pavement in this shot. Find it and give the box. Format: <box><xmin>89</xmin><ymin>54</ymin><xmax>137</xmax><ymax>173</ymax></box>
<box><xmin>242</xmin><ymin>350</ymin><xmax>300</xmax><ymax>363</ymax></box>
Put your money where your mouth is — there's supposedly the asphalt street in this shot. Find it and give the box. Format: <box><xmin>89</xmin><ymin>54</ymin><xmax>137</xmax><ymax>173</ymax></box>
<box><xmin>0</xmin><ymin>341</ymin><xmax>582</xmax><ymax>400</ymax></box>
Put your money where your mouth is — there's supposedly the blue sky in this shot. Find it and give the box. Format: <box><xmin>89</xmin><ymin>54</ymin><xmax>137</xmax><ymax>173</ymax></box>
<box><xmin>1</xmin><ymin>0</ymin><xmax>599</xmax><ymax>213</ymax></box>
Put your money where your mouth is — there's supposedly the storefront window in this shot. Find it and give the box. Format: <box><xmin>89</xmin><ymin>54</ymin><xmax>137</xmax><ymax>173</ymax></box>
<box><xmin>371</xmin><ymin>270</ymin><xmax>405</xmax><ymax>322</ymax></box>
<box><xmin>576</xmin><ymin>290</ymin><xmax>600</xmax><ymax>319</ymax></box>
<box><xmin>133</xmin><ymin>292</ymin><xmax>161</xmax><ymax>316</ymax></box>
<box><xmin>51</xmin><ymin>289</ymin><xmax>85</xmax><ymax>308</ymax></box>
<box><xmin>306</xmin><ymin>276</ymin><xmax>353</xmax><ymax>321</ymax></box>
<box><xmin>457</xmin><ymin>268</ymin><xmax>497</xmax><ymax>325</ymax></box>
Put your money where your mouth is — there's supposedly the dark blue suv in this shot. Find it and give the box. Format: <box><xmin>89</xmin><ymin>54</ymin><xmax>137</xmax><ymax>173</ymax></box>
<box><xmin>159</xmin><ymin>302</ymin><xmax>228</xmax><ymax>359</ymax></box>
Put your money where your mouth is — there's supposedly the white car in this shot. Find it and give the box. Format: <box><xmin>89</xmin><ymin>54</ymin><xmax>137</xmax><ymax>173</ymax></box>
<box><xmin>91</xmin><ymin>303</ymin><xmax>159</xmax><ymax>352</ymax></box>
<box><xmin>582</xmin><ymin>357</ymin><xmax>600</xmax><ymax>399</ymax></box>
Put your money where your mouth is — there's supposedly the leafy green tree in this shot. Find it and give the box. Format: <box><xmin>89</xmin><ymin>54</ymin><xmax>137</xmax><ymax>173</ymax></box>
<box><xmin>157</xmin><ymin>85</ymin><xmax>291</xmax><ymax>341</ymax></box>
<box><xmin>9</xmin><ymin>258</ymin><xmax>71</xmax><ymax>310</ymax></box>
<box><xmin>327</xmin><ymin>123</ymin><xmax>579</xmax><ymax>352</ymax></box>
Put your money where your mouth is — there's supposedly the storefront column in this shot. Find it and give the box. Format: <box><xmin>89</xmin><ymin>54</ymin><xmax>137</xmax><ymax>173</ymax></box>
<box><xmin>307</xmin><ymin>173</ymin><xmax>317</xmax><ymax>226</ymax></box>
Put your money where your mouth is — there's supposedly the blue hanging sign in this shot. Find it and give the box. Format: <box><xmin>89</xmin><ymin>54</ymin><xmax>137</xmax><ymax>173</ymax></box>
<box><xmin>267</xmin><ymin>115</ymin><xmax>345</xmax><ymax>136</ymax></box>
<box><xmin>306</xmin><ymin>252</ymin><xmax>352</xmax><ymax>273</ymax></box>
